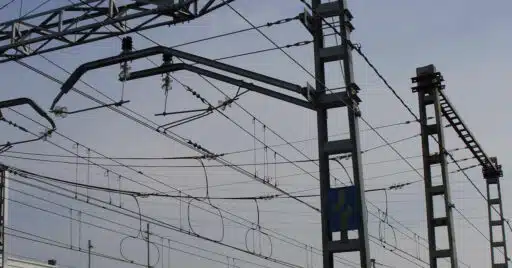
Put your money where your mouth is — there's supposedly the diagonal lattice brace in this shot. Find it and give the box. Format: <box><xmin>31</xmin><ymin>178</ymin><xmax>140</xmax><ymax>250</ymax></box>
<box><xmin>0</xmin><ymin>0</ymin><xmax>234</xmax><ymax>63</ymax></box>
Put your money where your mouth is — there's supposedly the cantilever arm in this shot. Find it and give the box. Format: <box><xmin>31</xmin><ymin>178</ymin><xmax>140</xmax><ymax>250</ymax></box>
<box><xmin>0</xmin><ymin>97</ymin><xmax>56</xmax><ymax>149</ymax></box>
<box><xmin>125</xmin><ymin>63</ymin><xmax>315</xmax><ymax>110</ymax></box>
<box><xmin>54</xmin><ymin>46</ymin><xmax>307</xmax><ymax>110</ymax></box>
<box><xmin>0</xmin><ymin>98</ymin><xmax>56</xmax><ymax>130</ymax></box>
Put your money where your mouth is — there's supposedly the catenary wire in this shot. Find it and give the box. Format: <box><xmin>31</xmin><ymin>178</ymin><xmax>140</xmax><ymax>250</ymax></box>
<box><xmin>0</xmin><ymin>115</ymin><xmax>328</xmax><ymax>267</ymax></box>
<box><xmin>8</xmin><ymin>173</ymin><xmax>359</xmax><ymax>268</ymax></box>
<box><xmin>7</xmin><ymin>192</ymin><xmax>276</xmax><ymax>268</ymax></box>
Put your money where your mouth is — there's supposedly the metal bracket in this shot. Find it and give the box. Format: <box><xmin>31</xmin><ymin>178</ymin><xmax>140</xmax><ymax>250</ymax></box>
<box><xmin>54</xmin><ymin>45</ymin><xmax>314</xmax><ymax>110</ymax></box>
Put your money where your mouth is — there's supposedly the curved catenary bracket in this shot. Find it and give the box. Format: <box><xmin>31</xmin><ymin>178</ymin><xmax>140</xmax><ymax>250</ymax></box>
<box><xmin>128</xmin><ymin>63</ymin><xmax>314</xmax><ymax>109</ymax></box>
<box><xmin>0</xmin><ymin>98</ymin><xmax>56</xmax><ymax>148</ymax></box>
<box><xmin>54</xmin><ymin>45</ymin><xmax>356</xmax><ymax>111</ymax></box>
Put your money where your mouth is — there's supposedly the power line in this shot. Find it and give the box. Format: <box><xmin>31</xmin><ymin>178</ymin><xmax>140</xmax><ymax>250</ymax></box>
<box><xmin>0</xmin><ymin>0</ymin><xmax>16</xmax><ymax>11</ymax></box>
<box><xmin>3</xmin><ymin>96</ymin><xmax>359</xmax><ymax>267</ymax></box>
<box><xmin>0</xmin><ymin>108</ymin><xmax>357</xmax><ymax>268</ymax></box>
<box><xmin>8</xmin><ymin>173</ymin><xmax>359</xmax><ymax>268</ymax></box>
<box><xmin>3</xmin><ymin>118</ymin><xmax>424</xmax><ymax>162</ymax></box>
<box><xmin>0</xmin><ymin>154</ymin><xmax>317</xmax><ymax>167</ymax></box>
<box><xmin>368</xmin><ymin>235</ymin><xmax>428</xmax><ymax>268</ymax></box>
<box><xmin>9</xmin><ymin>159</ymin><xmax>429</xmax><ymax>267</ymax></box>
<box><xmin>223</xmin><ymin>120</ymin><xmax>426</xmax><ymax>156</ymax></box>
<box><xmin>6</xmin><ymin>228</ymin><xmax>148</xmax><ymax>267</ymax></box>
<box><xmin>170</xmin><ymin>15</ymin><xmax>301</xmax><ymax>49</ymax></box>
<box><xmin>7</xmin><ymin>196</ymin><xmax>276</xmax><ymax>268</ymax></box>
<box><xmin>6</xmin><ymin>165</ymin><xmax>418</xmax><ymax>201</ymax></box>
<box><xmin>3</xmin><ymin>150</ymin><xmax>220</xmax><ymax>160</ymax></box>
<box><xmin>7</xmin><ymin>175</ymin><xmax>300</xmax><ymax>268</ymax></box>
<box><xmin>11</xmin><ymin>172</ymin><xmax>426</xmax><ymax>268</ymax></box>
<box><xmin>1</xmin><ymin>111</ymin><xmax>336</xmax><ymax>266</ymax></box>
<box><xmin>9</xmin><ymin>184</ymin><xmax>339</xmax><ymax>268</ymax></box>
<box><xmin>211</xmin><ymin>40</ymin><xmax>313</xmax><ymax>62</ymax></box>
<box><xmin>5</xmin><ymin>149</ymin><xmax>330</xmax><ymax>267</ymax></box>
<box><xmin>6</xmin><ymin>144</ymin><xmax>424</xmax><ymax>268</ymax></box>
<box><xmin>1</xmin><ymin>131</ymin><xmax>449</xmax><ymax>169</ymax></box>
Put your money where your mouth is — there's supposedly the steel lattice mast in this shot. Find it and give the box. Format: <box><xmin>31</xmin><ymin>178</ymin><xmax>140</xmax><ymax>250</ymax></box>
<box><xmin>0</xmin><ymin>0</ymin><xmax>234</xmax><ymax>63</ymax></box>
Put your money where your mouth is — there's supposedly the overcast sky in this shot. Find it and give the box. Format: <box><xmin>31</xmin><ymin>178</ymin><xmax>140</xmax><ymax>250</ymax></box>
<box><xmin>0</xmin><ymin>0</ymin><xmax>511</xmax><ymax>267</ymax></box>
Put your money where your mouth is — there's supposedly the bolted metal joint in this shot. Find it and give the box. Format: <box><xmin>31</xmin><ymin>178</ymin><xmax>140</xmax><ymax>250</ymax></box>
<box><xmin>482</xmin><ymin>157</ymin><xmax>503</xmax><ymax>179</ymax></box>
<box><xmin>411</xmin><ymin>72</ymin><xmax>445</xmax><ymax>93</ymax></box>
<box><xmin>121</xmin><ymin>36</ymin><xmax>133</xmax><ymax>53</ymax></box>
<box><xmin>162</xmin><ymin>53</ymin><xmax>173</xmax><ymax>64</ymax></box>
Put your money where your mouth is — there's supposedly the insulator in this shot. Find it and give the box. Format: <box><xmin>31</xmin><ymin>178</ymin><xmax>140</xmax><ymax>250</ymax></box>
<box><xmin>162</xmin><ymin>53</ymin><xmax>172</xmax><ymax>63</ymax></box>
<box><xmin>119</xmin><ymin>62</ymin><xmax>131</xmax><ymax>81</ymax></box>
<box><xmin>39</xmin><ymin>131</ymin><xmax>52</xmax><ymax>141</ymax></box>
<box><xmin>161</xmin><ymin>73</ymin><xmax>172</xmax><ymax>92</ymax></box>
<box><xmin>217</xmin><ymin>97</ymin><xmax>232</xmax><ymax>111</ymax></box>
<box><xmin>53</xmin><ymin>106</ymin><xmax>68</xmax><ymax>118</ymax></box>
<box><xmin>121</xmin><ymin>36</ymin><xmax>133</xmax><ymax>52</ymax></box>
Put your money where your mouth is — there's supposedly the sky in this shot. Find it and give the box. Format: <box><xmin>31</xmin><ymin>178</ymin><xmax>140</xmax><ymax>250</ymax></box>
<box><xmin>0</xmin><ymin>0</ymin><xmax>512</xmax><ymax>267</ymax></box>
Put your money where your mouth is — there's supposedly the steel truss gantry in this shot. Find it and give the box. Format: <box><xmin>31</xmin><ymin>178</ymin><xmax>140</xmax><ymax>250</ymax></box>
<box><xmin>0</xmin><ymin>0</ymin><xmax>233</xmax><ymax>63</ymax></box>
<box><xmin>438</xmin><ymin>78</ymin><xmax>508</xmax><ymax>267</ymax></box>
<box><xmin>412</xmin><ymin>65</ymin><xmax>458</xmax><ymax>268</ymax></box>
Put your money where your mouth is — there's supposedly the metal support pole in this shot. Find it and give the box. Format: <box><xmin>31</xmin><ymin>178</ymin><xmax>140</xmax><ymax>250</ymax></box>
<box><xmin>146</xmin><ymin>223</ymin><xmax>151</xmax><ymax>268</ymax></box>
<box><xmin>311</xmin><ymin>1</ymin><xmax>370</xmax><ymax>267</ymax></box>
<box><xmin>88</xmin><ymin>240</ymin><xmax>93</xmax><ymax>268</ymax></box>
<box><xmin>0</xmin><ymin>168</ymin><xmax>5</xmax><ymax>268</ymax></box>
<box><xmin>483</xmin><ymin>157</ymin><xmax>509</xmax><ymax>267</ymax></box>
<box><xmin>412</xmin><ymin>65</ymin><xmax>458</xmax><ymax>268</ymax></box>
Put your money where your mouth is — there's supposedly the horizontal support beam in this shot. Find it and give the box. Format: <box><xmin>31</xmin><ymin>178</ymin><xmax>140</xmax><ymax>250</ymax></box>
<box><xmin>324</xmin><ymin>139</ymin><xmax>352</xmax><ymax>155</ymax></box>
<box><xmin>316</xmin><ymin>2</ymin><xmax>343</xmax><ymax>18</ymax></box>
<box><xmin>316</xmin><ymin>91</ymin><xmax>358</xmax><ymax>109</ymax></box>
<box><xmin>432</xmin><ymin>217</ymin><xmax>448</xmax><ymax>227</ymax></box>
<box><xmin>126</xmin><ymin>63</ymin><xmax>315</xmax><ymax>110</ymax></box>
<box><xmin>55</xmin><ymin>45</ymin><xmax>306</xmax><ymax>109</ymax></box>
<box><xmin>491</xmin><ymin>220</ymin><xmax>503</xmax><ymax>226</ymax></box>
<box><xmin>429</xmin><ymin>185</ymin><xmax>446</xmax><ymax>196</ymax></box>
<box><xmin>326</xmin><ymin>239</ymin><xmax>360</xmax><ymax>253</ymax></box>
<box><xmin>491</xmin><ymin>241</ymin><xmax>506</xmax><ymax>248</ymax></box>
<box><xmin>434</xmin><ymin>249</ymin><xmax>452</xmax><ymax>259</ymax></box>
<box><xmin>319</xmin><ymin>45</ymin><xmax>345</xmax><ymax>62</ymax></box>
<box><xmin>489</xmin><ymin>198</ymin><xmax>501</xmax><ymax>205</ymax></box>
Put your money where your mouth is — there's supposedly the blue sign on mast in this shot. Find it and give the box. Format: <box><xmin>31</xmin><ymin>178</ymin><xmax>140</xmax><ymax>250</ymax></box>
<box><xmin>328</xmin><ymin>186</ymin><xmax>360</xmax><ymax>232</ymax></box>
